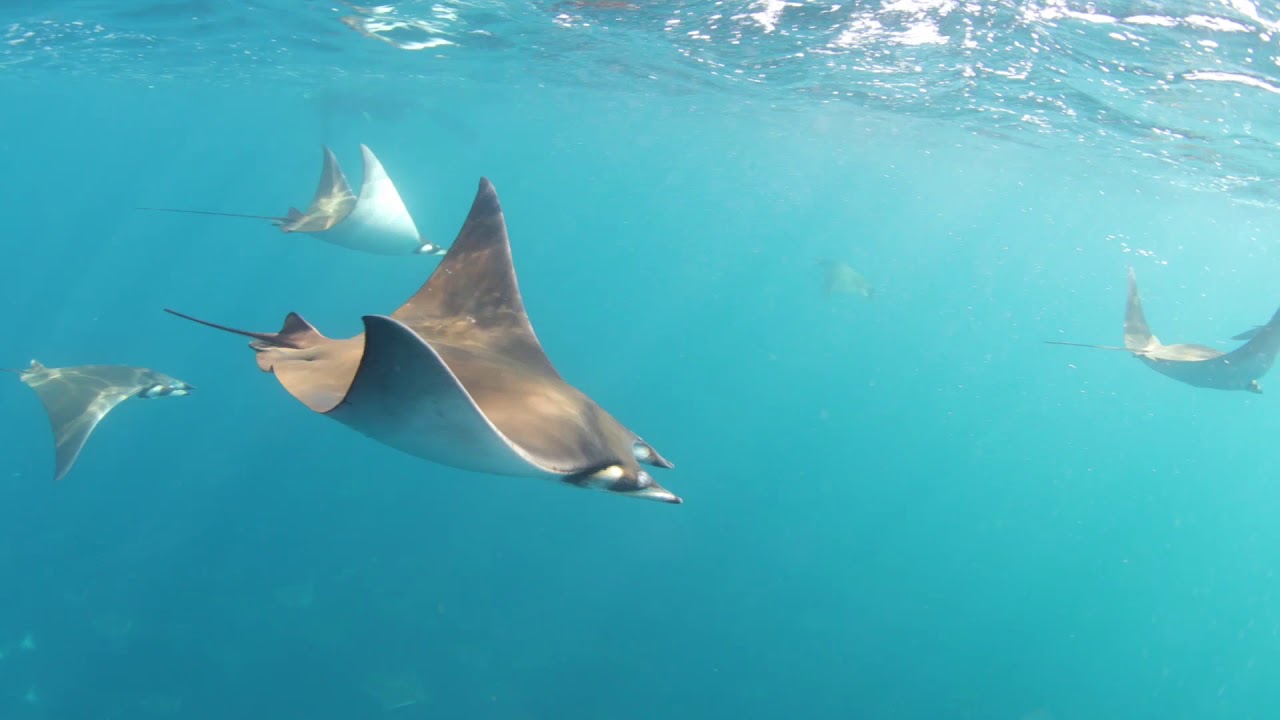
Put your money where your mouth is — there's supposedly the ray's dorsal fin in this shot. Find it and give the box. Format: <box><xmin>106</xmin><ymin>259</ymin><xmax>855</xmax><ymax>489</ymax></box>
<box><xmin>390</xmin><ymin>178</ymin><xmax>561</xmax><ymax>379</ymax></box>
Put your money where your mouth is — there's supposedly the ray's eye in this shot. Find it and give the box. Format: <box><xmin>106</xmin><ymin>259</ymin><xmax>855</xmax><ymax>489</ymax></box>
<box><xmin>591</xmin><ymin>465</ymin><xmax>624</xmax><ymax>482</ymax></box>
<box><xmin>138</xmin><ymin>384</ymin><xmax>166</xmax><ymax>398</ymax></box>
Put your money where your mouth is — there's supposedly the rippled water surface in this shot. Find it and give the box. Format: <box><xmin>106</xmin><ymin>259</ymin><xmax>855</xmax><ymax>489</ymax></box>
<box><xmin>6</xmin><ymin>3</ymin><xmax>1280</xmax><ymax>720</ymax></box>
<box><xmin>8</xmin><ymin>0</ymin><xmax>1280</xmax><ymax>203</ymax></box>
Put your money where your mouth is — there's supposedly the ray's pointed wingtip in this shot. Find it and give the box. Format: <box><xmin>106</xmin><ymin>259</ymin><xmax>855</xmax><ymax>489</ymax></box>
<box><xmin>52</xmin><ymin>460</ymin><xmax>72</xmax><ymax>482</ymax></box>
<box><xmin>358</xmin><ymin>143</ymin><xmax>381</xmax><ymax>167</ymax></box>
<box><xmin>465</xmin><ymin>177</ymin><xmax>502</xmax><ymax>220</ymax></box>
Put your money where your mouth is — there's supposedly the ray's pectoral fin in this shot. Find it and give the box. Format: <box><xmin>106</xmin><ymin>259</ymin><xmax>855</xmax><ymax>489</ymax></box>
<box><xmin>43</xmin><ymin>397</ymin><xmax>130</xmax><ymax>483</ymax></box>
<box><xmin>1124</xmin><ymin>266</ymin><xmax>1159</xmax><ymax>351</ymax></box>
<box><xmin>312</xmin><ymin>146</ymin><xmax>354</xmax><ymax>207</ymax></box>
<box><xmin>329</xmin><ymin>314</ymin><xmax>536</xmax><ymax>475</ymax></box>
<box><xmin>390</xmin><ymin>177</ymin><xmax>560</xmax><ymax>379</ymax></box>
<box><xmin>23</xmin><ymin>368</ymin><xmax>132</xmax><ymax>482</ymax></box>
<box><xmin>1046</xmin><ymin>267</ymin><xmax>1161</xmax><ymax>355</ymax></box>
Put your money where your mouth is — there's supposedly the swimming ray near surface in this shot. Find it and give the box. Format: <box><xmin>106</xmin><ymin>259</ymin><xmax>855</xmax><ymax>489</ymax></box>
<box><xmin>361</xmin><ymin>670</ymin><xmax>427</xmax><ymax>711</ymax></box>
<box><xmin>4</xmin><ymin>361</ymin><xmax>194</xmax><ymax>480</ymax></box>
<box><xmin>164</xmin><ymin>177</ymin><xmax>681</xmax><ymax>504</ymax></box>
<box><xmin>816</xmin><ymin>258</ymin><xmax>875</xmax><ymax>299</ymax></box>
<box><xmin>1046</xmin><ymin>267</ymin><xmax>1280</xmax><ymax>393</ymax></box>
<box><xmin>140</xmin><ymin>144</ymin><xmax>445</xmax><ymax>256</ymax></box>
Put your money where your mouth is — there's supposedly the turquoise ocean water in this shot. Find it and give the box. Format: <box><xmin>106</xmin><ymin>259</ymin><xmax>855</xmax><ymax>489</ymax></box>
<box><xmin>5</xmin><ymin>1</ymin><xmax>1280</xmax><ymax>718</ymax></box>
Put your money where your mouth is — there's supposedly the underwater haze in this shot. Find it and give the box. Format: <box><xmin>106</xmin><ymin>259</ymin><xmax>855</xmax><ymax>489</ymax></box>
<box><xmin>5</xmin><ymin>0</ymin><xmax>1280</xmax><ymax>718</ymax></box>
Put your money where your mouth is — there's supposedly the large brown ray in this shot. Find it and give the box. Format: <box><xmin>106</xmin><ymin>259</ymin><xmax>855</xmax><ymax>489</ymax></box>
<box><xmin>1046</xmin><ymin>266</ymin><xmax>1280</xmax><ymax>393</ymax></box>
<box><xmin>4</xmin><ymin>361</ymin><xmax>193</xmax><ymax>480</ymax></box>
<box><xmin>165</xmin><ymin>177</ymin><xmax>679</xmax><ymax>503</ymax></box>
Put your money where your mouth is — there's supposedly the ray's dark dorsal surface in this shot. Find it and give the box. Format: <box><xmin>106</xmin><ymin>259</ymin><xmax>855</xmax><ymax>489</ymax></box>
<box><xmin>3</xmin><ymin>361</ymin><xmax>193</xmax><ymax>481</ymax></box>
<box><xmin>1046</xmin><ymin>267</ymin><xmax>1280</xmax><ymax>393</ymax></box>
<box><xmin>139</xmin><ymin>145</ymin><xmax>445</xmax><ymax>256</ymax></box>
<box><xmin>165</xmin><ymin>177</ymin><xmax>680</xmax><ymax>504</ymax></box>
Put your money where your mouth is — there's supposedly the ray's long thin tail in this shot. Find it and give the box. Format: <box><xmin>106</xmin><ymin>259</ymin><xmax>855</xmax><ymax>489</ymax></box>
<box><xmin>164</xmin><ymin>309</ymin><xmax>318</xmax><ymax>350</ymax></box>
<box><xmin>164</xmin><ymin>308</ymin><xmax>279</xmax><ymax>343</ymax></box>
<box><xmin>1044</xmin><ymin>340</ymin><xmax>1131</xmax><ymax>351</ymax></box>
<box><xmin>137</xmin><ymin>207</ymin><xmax>285</xmax><ymax>223</ymax></box>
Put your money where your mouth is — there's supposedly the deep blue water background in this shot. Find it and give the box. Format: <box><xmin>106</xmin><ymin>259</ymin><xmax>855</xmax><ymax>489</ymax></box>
<box><xmin>5</xmin><ymin>21</ymin><xmax>1280</xmax><ymax>719</ymax></box>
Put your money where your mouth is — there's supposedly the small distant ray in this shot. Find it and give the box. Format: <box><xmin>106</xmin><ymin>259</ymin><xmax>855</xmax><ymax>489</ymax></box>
<box><xmin>140</xmin><ymin>145</ymin><xmax>445</xmax><ymax>257</ymax></box>
<box><xmin>304</xmin><ymin>87</ymin><xmax>417</xmax><ymax>129</ymax></box>
<box><xmin>1046</xmin><ymin>266</ymin><xmax>1280</xmax><ymax>393</ymax></box>
<box><xmin>272</xmin><ymin>581</ymin><xmax>316</xmax><ymax>610</ymax></box>
<box><xmin>139</xmin><ymin>694</ymin><xmax>184</xmax><ymax>717</ymax></box>
<box><xmin>362</xmin><ymin>670</ymin><xmax>426</xmax><ymax>711</ymax></box>
<box><xmin>165</xmin><ymin>177</ymin><xmax>680</xmax><ymax>504</ymax></box>
<box><xmin>816</xmin><ymin>258</ymin><xmax>875</xmax><ymax>299</ymax></box>
<box><xmin>4</xmin><ymin>361</ymin><xmax>194</xmax><ymax>481</ymax></box>
<box><xmin>91</xmin><ymin>612</ymin><xmax>134</xmax><ymax>640</ymax></box>
<box><xmin>303</xmin><ymin>87</ymin><xmax>478</xmax><ymax>145</ymax></box>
